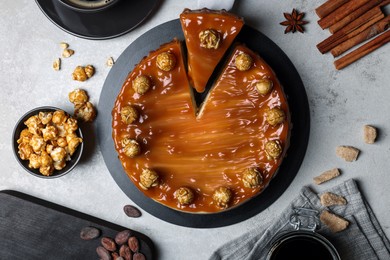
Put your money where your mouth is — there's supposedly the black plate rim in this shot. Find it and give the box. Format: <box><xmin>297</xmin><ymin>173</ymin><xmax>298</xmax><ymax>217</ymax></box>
<box><xmin>35</xmin><ymin>0</ymin><xmax>161</xmax><ymax>40</ymax></box>
<box><xmin>97</xmin><ymin>19</ymin><xmax>310</xmax><ymax>228</ymax></box>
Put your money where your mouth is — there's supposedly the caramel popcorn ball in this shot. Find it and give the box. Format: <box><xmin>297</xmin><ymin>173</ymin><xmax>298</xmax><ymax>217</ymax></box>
<box><xmin>74</xmin><ymin>102</ymin><xmax>96</xmax><ymax>122</ymax></box>
<box><xmin>156</xmin><ymin>51</ymin><xmax>176</xmax><ymax>71</ymax></box>
<box><xmin>139</xmin><ymin>168</ymin><xmax>159</xmax><ymax>190</ymax></box>
<box><xmin>120</xmin><ymin>105</ymin><xmax>139</xmax><ymax>124</ymax></box>
<box><xmin>121</xmin><ymin>138</ymin><xmax>141</xmax><ymax>158</ymax></box>
<box><xmin>69</xmin><ymin>89</ymin><xmax>89</xmax><ymax>106</ymax></box>
<box><xmin>212</xmin><ymin>187</ymin><xmax>232</xmax><ymax>209</ymax></box>
<box><xmin>17</xmin><ymin>109</ymin><xmax>83</xmax><ymax>176</ymax></box>
<box><xmin>235</xmin><ymin>53</ymin><xmax>253</xmax><ymax>71</ymax></box>
<box><xmin>265</xmin><ymin>140</ymin><xmax>282</xmax><ymax>159</ymax></box>
<box><xmin>256</xmin><ymin>79</ymin><xmax>274</xmax><ymax>95</ymax></box>
<box><xmin>199</xmin><ymin>29</ymin><xmax>221</xmax><ymax>49</ymax></box>
<box><xmin>132</xmin><ymin>75</ymin><xmax>152</xmax><ymax>95</ymax></box>
<box><xmin>266</xmin><ymin>108</ymin><xmax>285</xmax><ymax>126</ymax></box>
<box><xmin>174</xmin><ymin>187</ymin><xmax>195</xmax><ymax>205</ymax></box>
<box><xmin>242</xmin><ymin>168</ymin><xmax>263</xmax><ymax>188</ymax></box>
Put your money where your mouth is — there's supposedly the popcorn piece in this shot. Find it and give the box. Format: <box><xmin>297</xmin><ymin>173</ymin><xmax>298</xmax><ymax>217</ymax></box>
<box><xmin>52</xmin><ymin>110</ymin><xmax>68</xmax><ymax>125</ymax></box>
<box><xmin>39</xmin><ymin>112</ymin><xmax>53</xmax><ymax>125</ymax></box>
<box><xmin>320</xmin><ymin>192</ymin><xmax>347</xmax><ymax>207</ymax></box>
<box><xmin>84</xmin><ymin>65</ymin><xmax>95</xmax><ymax>78</ymax></box>
<box><xmin>320</xmin><ymin>210</ymin><xmax>349</xmax><ymax>233</ymax></box>
<box><xmin>17</xmin><ymin>129</ymin><xmax>33</xmax><ymax>144</ymax></box>
<box><xmin>53</xmin><ymin>58</ymin><xmax>61</xmax><ymax>71</ymax></box>
<box><xmin>69</xmin><ymin>89</ymin><xmax>89</xmax><ymax>106</ymax></box>
<box><xmin>60</xmin><ymin>42</ymin><xmax>69</xmax><ymax>49</ymax></box>
<box><xmin>62</xmin><ymin>49</ymin><xmax>74</xmax><ymax>58</ymax></box>
<box><xmin>18</xmin><ymin>143</ymin><xmax>34</xmax><ymax>160</ymax></box>
<box><xmin>72</xmin><ymin>65</ymin><xmax>94</xmax><ymax>81</ymax></box>
<box><xmin>106</xmin><ymin>57</ymin><xmax>115</xmax><ymax>67</ymax></box>
<box><xmin>363</xmin><ymin>125</ymin><xmax>377</xmax><ymax>144</ymax></box>
<box><xmin>336</xmin><ymin>146</ymin><xmax>360</xmax><ymax>162</ymax></box>
<box><xmin>74</xmin><ymin>102</ymin><xmax>96</xmax><ymax>122</ymax></box>
<box><xmin>313</xmin><ymin>168</ymin><xmax>340</xmax><ymax>185</ymax></box>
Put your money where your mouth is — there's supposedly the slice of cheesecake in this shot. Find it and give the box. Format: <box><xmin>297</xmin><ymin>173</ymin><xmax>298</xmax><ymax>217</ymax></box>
<box><xmin>180</xmin><ymin>8</ymin><xmax>244</xmax><ymax>93</ymax></box>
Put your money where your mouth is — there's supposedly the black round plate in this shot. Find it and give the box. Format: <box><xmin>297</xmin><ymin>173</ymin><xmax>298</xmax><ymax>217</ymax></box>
<box><xmin>35</xmin><ymin>0</ymin><xmax>160</xmax><ymax>40</ymax></box>
<box><xmin>97</xmin><ymin>19</ymin><xmax>310</xmax><ymax>228</ymax></box>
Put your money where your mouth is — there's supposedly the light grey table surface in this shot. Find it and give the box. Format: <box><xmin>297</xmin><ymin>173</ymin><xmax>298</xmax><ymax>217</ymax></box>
<box><xmin>1</xmin><ymin>1</ymin><xmax>389</xmax><ymax>259</ymax></box>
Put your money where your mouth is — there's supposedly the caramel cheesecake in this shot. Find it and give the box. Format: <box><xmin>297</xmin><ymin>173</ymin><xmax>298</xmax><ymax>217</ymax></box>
<box><xmin>112</xmin><ymin>10</ymin><xmax>290</xmax><ymax>213</ymax></box>
<box><xmin>180</xmin><ymin>8</ymin><xmax>244</xmax><ymax>93</ymax></box>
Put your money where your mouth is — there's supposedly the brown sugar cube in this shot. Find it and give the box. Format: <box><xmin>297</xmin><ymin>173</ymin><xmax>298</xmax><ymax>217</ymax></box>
<box><xmin>363</xmin><ymin>125</ymin><xmax>377</xmax><ymax>144</ymax></box>
<box><xmin>313</xmin><ymin>168</ymin><xmax>340</xmax><ymax>185</ymax></box>
<box><xmin>320</xmin><ymin>192</ymin><xmax>347</xmax><ymax>207</ymax></box>
<box><xmin>320</xmin><ymin>210</ymin><xmax>349</xmax><ymax>233</ymax></box>
<box><xmin>336</xmin><ymin>146</ymin><xmax>360</xmax><ymax>162</ymax></box>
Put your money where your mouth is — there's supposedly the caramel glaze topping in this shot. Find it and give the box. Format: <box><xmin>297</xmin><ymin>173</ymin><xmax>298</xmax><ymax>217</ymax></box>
<box><xmin>112</xmin><ymin>41</ymin><xmax>290</xmax><ymax>213</ymax></box>
<box><xmin>180</xmin><ymin>8</ymin><xmax>244</xmax><ymax>93</ymax></box>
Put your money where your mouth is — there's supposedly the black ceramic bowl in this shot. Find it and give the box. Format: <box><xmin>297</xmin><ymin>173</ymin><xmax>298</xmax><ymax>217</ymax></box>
<box><xmin>12</xmin><ymin>106</ymin><xmax>84</xmax><ymax>179</ymax></box>
<box><xmin>58</xmin><ymin>0</ymin><xmax>120</xmax><ymax>13</ymax></box>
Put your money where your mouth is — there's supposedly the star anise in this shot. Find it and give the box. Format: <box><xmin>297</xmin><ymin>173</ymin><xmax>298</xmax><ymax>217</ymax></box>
<box><xmin>280</xmin><ymin>9</ymin><xmax>308</xmax><ymax>34</ymax></box>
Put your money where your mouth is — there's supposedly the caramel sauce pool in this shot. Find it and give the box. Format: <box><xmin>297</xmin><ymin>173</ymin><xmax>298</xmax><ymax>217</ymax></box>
<box><xmin>112</xmin><ymin>41</ymin><xmax>290</xmax><ymax>213</ymax></box>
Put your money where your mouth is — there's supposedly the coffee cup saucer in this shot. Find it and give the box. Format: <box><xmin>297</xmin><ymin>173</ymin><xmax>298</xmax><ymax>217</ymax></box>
<box><xmin>35</xmin><ymin>0</ymin><xmax>160</xmax><ymax>40</ymax></box>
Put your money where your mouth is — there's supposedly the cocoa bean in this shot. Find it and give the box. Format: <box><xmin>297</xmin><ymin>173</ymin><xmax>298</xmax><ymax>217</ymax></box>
<box><xmin>119</xmin><ymin>244</ymin><xmax>132</xmax><ymax>260</ymax></box>
<box><xmin>96</xmin><ymin>246</ymin><xmax>112</xmax><ymax>260</ymax></box>
<box><xmin>101</xmin><ymin>236</ymin><xmax>117</xmax><ymax>252</ymax></box>
<box><xmin>128</xmin><ymin>236</ymin><xmax>139</xmax><ymax>253</ymax></box>
<box><xmin>133</xmin><ymin>252</ymin><xmax>146</xmax><ymax>260</ymax></box>
<box><xmin>112</xmin><ymin>252</ymin><xmax>120</xmax><ymax>260</ymax></box>
<box><xmin>115</xmin><ymin>229</ymin><xmax>132</xmax><ymax>245</ymax></box>
<box><xmin>80</xmin><ymin>226</ymin><xmax>100</xmax><ymax>240</ymax></box>
<box><xmin>123</xmin><ymin>205</ymin><xmax>142</xmax><ymax>218</ymax></box>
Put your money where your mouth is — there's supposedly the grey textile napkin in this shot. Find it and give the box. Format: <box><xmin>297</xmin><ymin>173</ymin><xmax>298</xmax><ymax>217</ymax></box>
<box><xmin>210</xmin><ymin>179</ymin><xmax>390</xmax><ymax>260</ymax></box>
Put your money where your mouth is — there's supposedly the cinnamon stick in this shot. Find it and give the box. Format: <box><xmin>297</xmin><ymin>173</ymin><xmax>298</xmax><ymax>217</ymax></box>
<box><xmin>329</xmin><ymin>0</ymin><xmax>387</xmax><ymax>33</ymax></box>
<box><xmin>317</xmin><ymin>8</ymin><xmax>384</xmax><ymax>53</ymax></box>
<box><xmin>315</xmin><ymin>0</ymin><xmax>350</xmax><ymax>19</ymax></box>
<box><xmin>331</xmin><ymin>15</ymin><xmax>390</xmax><ymax>57</ymax></box>
<box><xmin>334</xmin><ymin>30</ymin><xmax>390</xmax><ymax>70</ymax></box>
<box><xmin>318</xmin><ymin>0</ymin><xmax>371</xmax><ymax>29</ymax></box>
